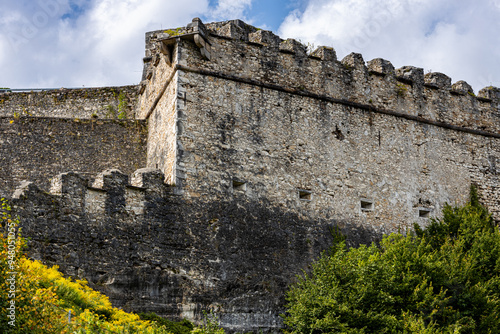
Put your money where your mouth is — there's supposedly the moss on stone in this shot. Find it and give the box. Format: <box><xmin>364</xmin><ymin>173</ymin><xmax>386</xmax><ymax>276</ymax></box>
<box><xmin>164</xmin><ymin>28</ymin><xmax>183</xmax><ymax>36</ymax></box>
<box><xmin>396</xmin><ymin>83</ymin><xmax>408</xmax><ymax>97</ymax></box>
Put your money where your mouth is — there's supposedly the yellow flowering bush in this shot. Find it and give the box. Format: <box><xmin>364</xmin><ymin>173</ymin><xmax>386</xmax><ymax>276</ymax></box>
<box><xmin>0</xmin><ymin>198</ymin><xmax>168</xmax><ymax>333</ymax></box>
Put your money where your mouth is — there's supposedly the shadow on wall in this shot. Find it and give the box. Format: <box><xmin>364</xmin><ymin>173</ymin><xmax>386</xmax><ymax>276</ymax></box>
<box><xmin>9</xmin><ymin>175</ymin><xmax>384</xmax><ymax>332</ymax></box>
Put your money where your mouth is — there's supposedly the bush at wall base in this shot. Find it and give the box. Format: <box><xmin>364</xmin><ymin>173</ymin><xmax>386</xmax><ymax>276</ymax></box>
<box><xmin>0</xmin><ymin>198</ymin><xmax>169</xmax><ymax>334</ymax></box>
<box><xmin>283</xmin><ymin>186</ymin><xmax>500</xmax><ymax>334</ymax></box>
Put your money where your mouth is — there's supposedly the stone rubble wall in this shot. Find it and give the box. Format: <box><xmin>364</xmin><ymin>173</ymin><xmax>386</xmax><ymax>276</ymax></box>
<box><xmin>0</xmin><ymin>117</ymin><xmax>147</xmax><ymax>198</ymax></box>
<box><xmin>114</xmin><ymin>19</ymin><xmax>500</xmax><ymax>330</ymax></box>
<box><xmin>137</xmin><ymin>43</ymin><xmax>180</xmax><ymax>185</ymax></box>
<box><xmin>142</xmin><ymin>19</ymin><xmax>500</xmax><ymax>133</ymax></box>
<box><xmin>176</xmin><ymin>69</ymin><xmax>500</xmax><ymax>230</ymax></box>
<box><xmin>2</xmin><ymin>17</ymin><xmax>500</xmax><ymax>334</ymax></box>
<box><xmin>10</xmin><ymin>167</ymin><xmax>336</xmax><ymax>333</ymax></box>
<box><xmin>14</xmin><ymin>168</ymin><xmax>166</xmax><ymax>223</ymax></box>
<box><xmin>195</xmin><ymin>20</ymin><xmax>500</xmax><ymax>134</ymax></box>
<box><xmin>0</xmin><ymin>86</ymin><xmax>139</xmax><ymax>119</ymax></box>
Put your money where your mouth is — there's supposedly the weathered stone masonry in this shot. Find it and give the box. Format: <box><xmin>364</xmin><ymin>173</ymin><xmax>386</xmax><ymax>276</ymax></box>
<box><xmin>139</xmin><ymin>18</ymin><xmax>500</xmax><ymax>230</ymax></box>
<box><xmin>0</xmin><ymin>118</ymin><xmax>147</xmax><ymax>198</ymax></box>
<box><xmin>0</xmin><ymin>86</ymin><xmax>138</xmax><ymax>119</ymax></box>
<box><xmin>1</xmin><ymin>18</ymin><xmax>500</xmax><ymax>333</ymax></box>
<box><xmin>0</xmin><ymin>85</ymin><xmax>147</xmax><ymax>198</ymax></box>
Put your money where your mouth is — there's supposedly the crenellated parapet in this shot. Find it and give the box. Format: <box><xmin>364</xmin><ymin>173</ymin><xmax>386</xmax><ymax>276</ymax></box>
<box><xmin>140</xmin><ymin>18</ymin><xmax>500</xmax><ymax>135</ymax></box>
<box><xmin>12</xmin><ymin>168</ymin><xmax>170</xmax><ymax>220</ymax></box>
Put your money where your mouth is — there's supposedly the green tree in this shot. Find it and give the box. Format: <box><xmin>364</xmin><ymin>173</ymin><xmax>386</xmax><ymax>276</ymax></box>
<box><xmin>283</xmin><ymin>186</ymin><xmax>500</xmax><ymax>333</ymax></box>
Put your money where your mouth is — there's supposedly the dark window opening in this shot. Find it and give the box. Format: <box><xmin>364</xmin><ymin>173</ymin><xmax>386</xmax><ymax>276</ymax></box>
<box><xmin>361</xmin><ymin>199</ymin><xmax>374</xmax><ymax>211</ymax></box>
<box><xmin>419</xmin><ymin>209</ymin><xmax>431</xmax><ymax>218</ymax></box>
<box><xmin>233</xmin><ymin>180</ymin><xmax>246</xmax><ymax>192</ymax></box>
<box><xmin>298</xmin><ymin>189</ymin><xmax>312</xmax><ymax>201</ymax></box>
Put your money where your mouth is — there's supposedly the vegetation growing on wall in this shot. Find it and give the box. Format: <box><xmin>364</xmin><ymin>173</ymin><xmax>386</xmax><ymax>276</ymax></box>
<box><xmin>395</xmin><ymin>83</ymin><xmax>408</xmax><ymax>97</ymax></box>
<box><xmin>164</xmin><ymin>28</ymin><xmax>183</xmax><ymax>36</ymax></box>
<box><xmin>117</xmin><ymin>92</ymin><xmax>128</xmax><ymax>119</ymax></box>
<box><xmin>283</xmin><ymin>186</ymin><xmax>500</xmax><ymax>333</ymax></box>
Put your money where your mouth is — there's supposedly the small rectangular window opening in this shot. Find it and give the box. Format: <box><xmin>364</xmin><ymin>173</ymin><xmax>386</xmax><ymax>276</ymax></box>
<box><xmin>360</xmin><ymin>199</ymin><xmax>374</xmax><ymax>211</ymax></box>
<box><xmin>298</xmin><ymin>189</ymin><xmax>312</xmax><ymax>201</ymax></box>
<box><xmin>419</xmin><ymin>208</ymin><xmax>431</xmax><ymax>218</ymax></box>
<box><xmin>232</xmin><ymin>180</ymin><xmax>246</xmax><ymax>192</ymax></box>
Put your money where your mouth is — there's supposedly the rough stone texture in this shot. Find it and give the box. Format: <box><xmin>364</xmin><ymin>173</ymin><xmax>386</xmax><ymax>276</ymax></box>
<box><xmin>0</xmin><ymin>118</ymin><xmax>147</xmax><ymax>197</ymax></box>
<box><xmin>451</xmin><ymin>80</ymin><xmax>474</xmax><ymax>95</ymax></box>
<box><xmin>478</xmin><ymin>86</ymin><xmax>500</xmax><ymax>102</ymax></box>
<box><xmin>0</xmin><ymin>86</ymin><xmax>139</xmax><ymax>119</ymax></box>
<box><xmin>424</xmin><ymin>72</ymin><xmax>452</xmax><ymax>90</ymax></box>
<box><xmin>12</xmin><ymin>168</ymin><xmax>336</xmax><ymax>333</ymax></box>
<box><xmin>139</xmin><ymin>18</ymin><xmax>500</xmax><ymax>226</ymax></box>
<box><xmin>138</xmin><ymin>45</ymin><xmax>180</xmax><ymax>185</ymax></box>
<box><xmin>367</xmin><ymin>58</ymin><xmax>395</xmax><ymax>75</ymax></box>
<box><xmin>2</xmin><ymin>17</ymin><xmax>500</xmax><ymax>333</ymax></box>
<box><xmin>174</xmin><ymin>69</ymin><xmax>498</xmax><ymax>231</ymax></box>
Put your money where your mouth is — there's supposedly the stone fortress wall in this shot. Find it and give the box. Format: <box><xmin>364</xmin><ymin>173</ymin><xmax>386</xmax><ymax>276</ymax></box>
<box><xmin>0</xmin><ymin>85</ymin><xmax>138</xmax><ymax>119</ymax></box>
<box><xmin>1</xmin><ymin>17</ymin><xmax>500</xmax><ymax>333</ymax></box>
<box><xmin>0</xmin><ymin>86</ymin><xmax>147</xmax><ymax>198</ymax></box>
<box><xmin>139</xmin><ymin>18</ymin><xmax>500</xmax><ymax>234</ymax></box>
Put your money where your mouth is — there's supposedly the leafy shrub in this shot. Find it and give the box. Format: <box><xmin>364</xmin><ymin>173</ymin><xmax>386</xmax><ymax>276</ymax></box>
<box><xmin>0</xmin><ymin>198</ymin><xmax>168</xmax><ymax>333</ymax></box>
<box><xmin>139</xmin><ymin>312</ymin><xmax>194</xmax><ymax>334</ymax></box>
<box><xmin>191</xmin><ymin>312</ymin><xmax>225</xmax><ymax>334</ymax></box>
<box><xmin>283</xmin><ymin>186</ymin><xmax>500</xmax><ymax>333</ymax></box>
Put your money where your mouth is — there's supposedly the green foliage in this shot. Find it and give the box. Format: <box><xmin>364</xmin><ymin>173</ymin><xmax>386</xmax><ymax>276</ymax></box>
<box><xmin>139</xmin><ymin>312</ymin><xmax>194</xmax><ymax>334</ymax></box>
<box><xmin>283</xmin><ymin>186</ymin><xmax>500</xmax><ymax>333</ymax></box>
<box><xmin>191</xmin><ymin>312</ymin><xmax>225</xmax><ymax>334</ymax></box>
<box><xmin>117</xmin><ymin>92</ymin><xmax>128</xmax><ymax>119</ymax></box>
<box><xmin>414</xmin><ymin>185</ymin><xmax>494</xmax><ymax>249</ymax></box>
<box><xmin>0</xmin><ymin>198</ymin><xmax>168</xmax><ymax>333</ymax></box>
<box><xmin>105</xmin><ymin>92</ymin><xmax>128</xmax><ymax>119</ymax></box>
<box><xmin>329</xmin><ymin>224</ymin><xmax>346</xmax><ymax>245</ymax></box>
<box><xmin>164</xmin><ymin>28</ymin><xmax>183</xmax><ymax>36</ymax></box>
<box><xmin>396</xmin><ymin>83</ymin><xmax>408</xmax><ymax>97</ymax></box>
<box><xmin>105</xmin><ymin>104</ymin><xmax>116</xmax><ymax>118</ymax></box>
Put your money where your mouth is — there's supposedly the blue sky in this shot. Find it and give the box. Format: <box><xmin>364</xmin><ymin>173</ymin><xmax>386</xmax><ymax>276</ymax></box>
<box><xmin>1</xmin><ymin>0</ymin><xmax>500</xmax><ymax>92</ymax></box>
<box><xmin>214</xmin><ymin>0</ymin><xmax>306</xmax><ymax>31</ymax></box>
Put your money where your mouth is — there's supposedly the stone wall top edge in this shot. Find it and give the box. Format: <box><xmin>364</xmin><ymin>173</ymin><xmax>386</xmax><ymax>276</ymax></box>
<box><xmin>146</xmin><ymin>18</ymin><xmax>499</xmax><ymax>100</ymax></box>
<box><xmin>0</xmin><ymin>116</ymin><xmax>147</xmax><ymax>126</ymax></box>
<box><xmin>11</xmin><ymin>168</ymin><xmax>168</xmax><ymax>200</ymax></box>
<box><xmin>0</xmin><ymin>85</ymin><xmax>141</xmax><ymax>120</ymax></box>
<box><xmin>0</xmin><ymin>85</ymin><xmax>139</xmax><ymax>95</ymax></box>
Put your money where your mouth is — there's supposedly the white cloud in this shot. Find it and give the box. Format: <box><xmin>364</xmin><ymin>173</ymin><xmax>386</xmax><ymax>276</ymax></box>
<box><xmin>0</xmin><ymin>0</ymin><xmax>208</xmax><ymax>88</ymax></box>
<box><xmin>3</xmin><ymin>0</ymin><xmax>499</xmax><ymax>91</ymax></box>
<box><xmin>278</xmin><ymin>0</ymin><xmax>500</xmax><ymax>91</ymax></box>
<box><xmin>208</xmin><ymin>0</ymin><xmax>253</xmax><ymax>21</ymax></box>
<box><xmin>0</xmin><ymin>37</ymin><xmax>6</xmax><ymax>66</ymax></box>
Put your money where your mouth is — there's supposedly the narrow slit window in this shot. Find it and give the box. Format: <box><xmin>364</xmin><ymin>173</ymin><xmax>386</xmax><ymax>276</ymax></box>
<box><xmin>232</xmin><ymin>180</ymin><xmax>246</xmax><ymax>192</ymax></box>
<box><xmin>298</xmin><ymin>189</ymin><xmax>312</xmax><ymax>201</ymax></box>
<box><xmin>419</xmin><ymin>208</ymin><xmax>431</xmax><ymax>218</ymax></box>
<box><xmin>360</xmin><ymin>199</ymin><xmax>374</xmax><ymax>211</ymax></box>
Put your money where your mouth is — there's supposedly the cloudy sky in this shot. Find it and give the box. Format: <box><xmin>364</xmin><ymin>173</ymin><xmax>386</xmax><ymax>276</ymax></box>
<box><xmin>1</xmin><ymin>0</ymin><xmax>499</xmax><ymax>92</ymax></box>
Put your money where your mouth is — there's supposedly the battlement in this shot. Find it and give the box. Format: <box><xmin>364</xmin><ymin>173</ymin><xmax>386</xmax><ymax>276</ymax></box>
<box><xmin>13</xmin><ymin>168</ymin><xmax>168</xmax><ymax>219</ymax></box>
<box><xmin>140</xmin><ymin>18</ymin><xmax>500</xmax><ymax>135</ymax></box>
